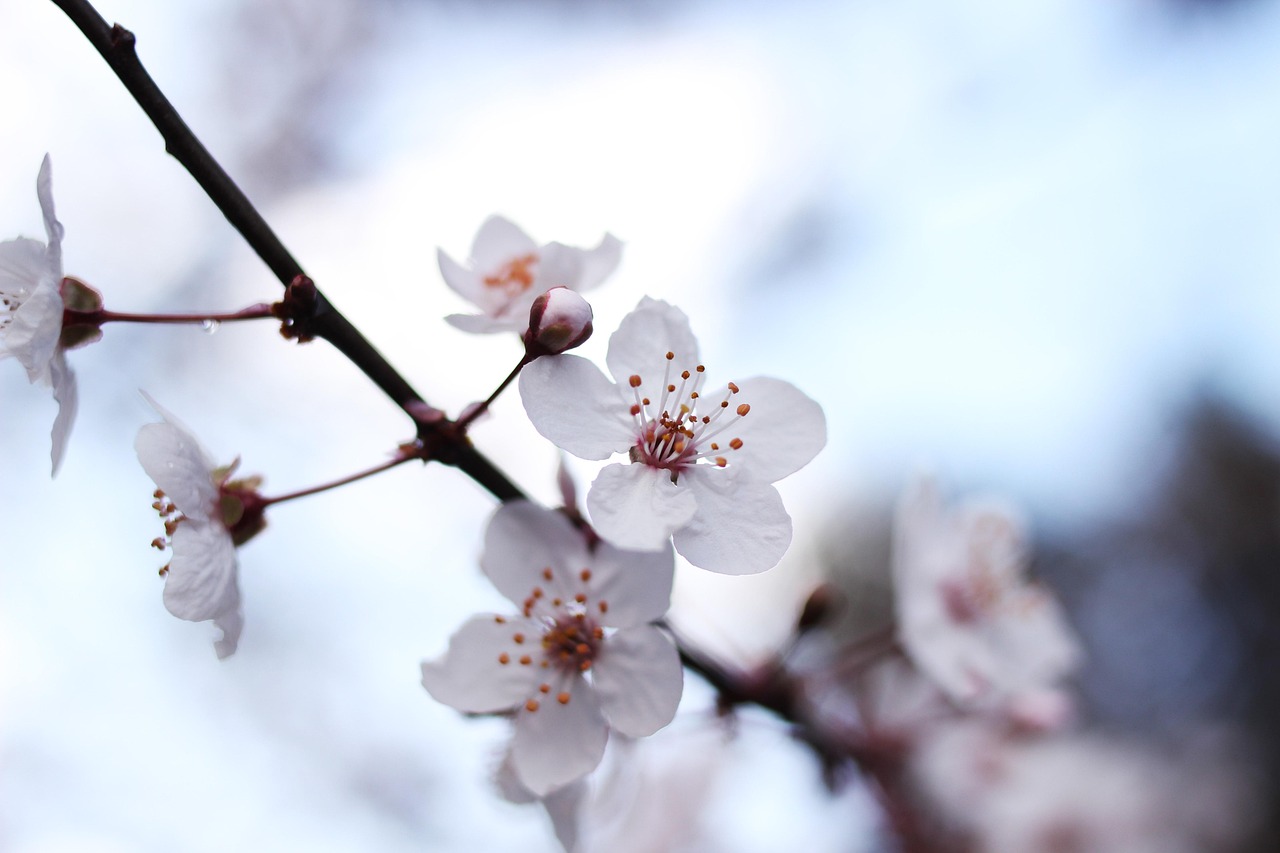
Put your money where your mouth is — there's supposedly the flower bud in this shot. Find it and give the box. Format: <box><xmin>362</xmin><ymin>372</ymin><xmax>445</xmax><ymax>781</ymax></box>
<box><xmin>524</xmin><ymin>287</ymin><xmax>593</xmax><ymax>357</ymax></box>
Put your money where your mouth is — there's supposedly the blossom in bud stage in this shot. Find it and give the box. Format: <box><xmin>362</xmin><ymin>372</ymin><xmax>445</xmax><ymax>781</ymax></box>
<box><xmin>0</xmin><ymin>155</ymin><xmax>80</xmax><ymax>474</ymax></box>
<box><xmin>135</xmin><ymin>393</ymin><xmax>267</xmax><ymax>659</ymax></box>
<box><xmin>518</xmin><ymin>296</ymin><xmax>826</xmax><ymax>574</ymax></box>
<box><xmin>892</xmin><ymin>477</ymin><xmax>1081</xmax><ymax>707</ymax></box>
<box><xmin>421</xmin><ymin>501</ymin><xmax>682</xmax><ymax>796</ymax></box>
<box><xmin>524</xmin><ymin>287</ymin><xmax>593</xmax><ymax>358</ymax></box>
<box><xmin>438</xmin><ymin>215</ymin><xmax>621</xmax><ymax>335</ymax></box>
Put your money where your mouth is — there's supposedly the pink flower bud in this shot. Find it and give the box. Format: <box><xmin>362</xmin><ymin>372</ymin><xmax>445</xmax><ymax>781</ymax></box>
<box><xmin>524</xmin><ymin>286</ymin><xmax>593</xmax><ymax>357</ymax></box>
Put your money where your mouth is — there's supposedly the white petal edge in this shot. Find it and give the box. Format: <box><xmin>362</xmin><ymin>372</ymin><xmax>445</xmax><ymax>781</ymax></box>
<box><xmin>420</xmin><ymin>614</ymin><xmax>545</xmax><ymax>713</ymax></box>
<box><xmin>49</xmin><ymin>352</ymin><xmax>77</xmax><ymax>475</ymax></box>
<box><xmin>592</xmin><ymin>625</ymin><xmax>682</xmax><ymax>737</ymax></box>
<box><xmin>576</xmin><ymin>233</ymin><xmax>623</xmax><ymax>292</ymax></box>
<box><xmin>672</xmin><ymin>469</ymin><xmax>792</xmax><ymax>574</ymax></box>
<box><xmin>587</xmin><ymin>463</ymin><xmax>697</xmax><ymax>552</ymax></box>
<box><xmin>6</xmin><ymin>276</ymin><xmax>63</xmax><ymax>383</ymax></box>
<box><xmin>723</xmin><ymin>376</ymin><xmax>826</xmax><ymax>484</ymax></box>
<box><xmin>37</xmin><ymin>154</ymin><xmax>64</xmax><ymax>271</ymax></box>
<box><xmin>605</xmin><ymin>297</ymin><xmax>700</xmax><ymax>389</ymax></box>
<box><xmin>511</xmin><ymin>677</ymin><xmax>608</xmax><ymax>796</ymax></box>
<box><xmin>520</xmin><ymin>355</ymin><xmax>635</xmax><ymax>460</ymax></box>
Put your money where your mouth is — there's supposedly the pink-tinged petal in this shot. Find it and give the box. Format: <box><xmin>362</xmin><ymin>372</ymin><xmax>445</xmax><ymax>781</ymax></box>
<box><xmin>605</xmin><ymin>297</ymin><xmax>700</xmax><ymax>388</ymax></box>
<box><xmin>437</xmin><ymin>248</ymin><xmax>485</xmax><ymax>304</ymax></box>
<box><xmin>592</xmin><ymin>626</ymin><xmax>682</xmax><ymax>737</ymax></box>
<box><xmin>481</xmin><ymin>502</ymin><xmax>590</xmax><ymax>608</ymax></box>
<box><xmin>36</xmin><ymin>154</ymin><xmax>63</xmax><ymax>272</ymax></box>
<box><xmin>576</xmin><ymin>233</ymin><xmax>622</xmax><ymax>292</ymax></box>
<box><xmin>162</xmin><ymin>520</ymin><xmax>239</xmax><ymax>623</ymax></box>
<box><xmin>134</xmin><ymin>394</ymin><xmax>220</xmax><ymax>520</ymax></box>
<box><xmin>0</xmin><ymin>237</ymin><xmax>48</xmax><ymax>303</ymax></box>
<box><xmin>420</xmin><ymin>614</ymin><xmax>545</xmax><ymax>713</ymax></box>
<box><xmin>587</xmin><ymin>463</ymin><xmax>697</xmax><ymax>552</ymax></box>
<box><xmin>471</xmin><ymin>215</ymin><xmax>538</xmax><ymax>269</ymax></box>
<box><xmin>520</xmin><ymin>355</ymin><xmax>634</xmax><ymax>460</ymax></box>
<box><xmin>511</xmin><ymin>677</ymin><xmax>608</xmax><ymax>796</ymax></box>
<box><xmin>584</xmin><ymin>541</ymin><xmax>674</xmax><ymax>629</ymax></box>
<box><xmin>49</xmin><ymin>352</ymin><xmax>77</xmax><ymax>476</ymax></box>
<box><xmin>213</xmin><ymin>606</ymin><xmax>244</xmax><ymax>660</ymax></box>
<box><xmin>673</xmin><ymin>469</ymin><xmax>791</xmax><ymax>574</ymax></box>
<box><xmin>722</xmin><ymin>376</ymin><xmax>826</xmax><ymax>483</ymax></box>
<box><xmin>540</xmin><ymin>778</ymin><xmax>586</xmax><ymax>852</ymax></box>
<box><xmin>7</xmin><ymin>276</ymin><xmax>62</xmax><ymax>382</ymax></box>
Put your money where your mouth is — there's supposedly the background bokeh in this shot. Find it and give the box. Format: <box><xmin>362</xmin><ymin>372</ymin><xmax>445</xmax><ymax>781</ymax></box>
<box><xmin>3</xmin><ymin>0</ymin><xmax>1279</xmax><ymax>849</ymax></box>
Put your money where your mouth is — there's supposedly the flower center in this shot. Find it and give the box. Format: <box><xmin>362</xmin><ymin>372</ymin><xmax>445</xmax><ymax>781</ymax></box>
<box><xmin>494</xmin><ymin>565</ymin><xmax>611</xmax><ymax>711</ymax></box>
<box><xmin>482</xmin><ymin>252</ymin><xmax>538</xmax><ymax>297</ymax></box>
<box><xmin>625</xmin><ymin>351</ymin><xmax>750</xmax><ymax>478</ymax></box>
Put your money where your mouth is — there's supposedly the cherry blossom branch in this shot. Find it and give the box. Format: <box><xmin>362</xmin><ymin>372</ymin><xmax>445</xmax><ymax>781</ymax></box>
<box><xmin>261</xmin><ymin>450</ymin><xmax>418</xmax><ymax>507</ymax></box>
<box><xmin>66</xmin><ymin>303</ymin><xmax>275</xmax><ymax>327</ymax></box>
<box><xmin>50</xmin><ymin>0</ymin><xmax>525</xmax><ymax>504</ymax></box>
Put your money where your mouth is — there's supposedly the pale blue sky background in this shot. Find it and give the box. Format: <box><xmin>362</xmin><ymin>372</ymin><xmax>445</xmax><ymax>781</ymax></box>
<box><xmin>2</xmin><ymin>0</ymin><xmax>1279</xmax><ymax>849</ymax></box>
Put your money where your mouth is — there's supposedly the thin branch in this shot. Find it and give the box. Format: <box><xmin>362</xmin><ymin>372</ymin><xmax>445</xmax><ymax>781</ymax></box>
<box><xmin>50</xmin><ymin>0</ymin><xmax>524</xmax><ymax>503</ymax></box>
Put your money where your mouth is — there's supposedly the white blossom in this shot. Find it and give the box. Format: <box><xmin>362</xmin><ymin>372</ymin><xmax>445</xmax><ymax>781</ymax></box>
<box><xmin>0</xmin><ymin>155</ymin><xmax>77</xmax><ymax>474</ymax></box>
<box><xmin>438</xmin><ymin>215</ymin><xmax>621</xmax><ymax>335</ymax></box>
<box><xmin>519</xmin><ymin>296</ymin><xmax>826</xmax><ymax>574</ymax></box>
<box><xmin>421</xmin><ymin>501</ymin><xmax>682</xmax><ymax>796</ymax></box>
<box><xmin>135</xmin><ymin>394</ymin><xmax>264</xmax><ymax>659</ymax></box>
<box><xmin>892</xmin><ymin>477</ymin><xmax>1081</xmax><ymax>707</ymax></box>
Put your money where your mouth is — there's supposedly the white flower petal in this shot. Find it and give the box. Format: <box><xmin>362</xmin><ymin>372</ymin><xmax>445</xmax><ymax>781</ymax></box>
<box><xmin>6</xmin><ymin>276</ymin><xmax>63</xmax><ymax>383</ymax></box>
<box><xmin>36</xmin><ymin>154</ymin><xmax>63</xmax><ymax>272</ymax></box>
<box><xmin>604</xmin><ymin>297</ymin><xmax>700</xmax><ymax>388</ymax></box>
<box><xmin>437</xmin><ymin>248</ymin><xmax>484</xmax><ymax>304</ymax></box>
<box><xmin>583</xmin><ymin>541</ymin><xmax>674</xmax><ymax>629</ymax></box>
<box><xmin>471</xmin><ymin>215</ymin><xmax>538</xmax><ymax>269</ymax></box>
<box><xmin>521</xmin><ymin>355</ymin><xmax>634</xmax><ymax>460</ymax></box>
<box><xmin>534</xmin><ymin>242</ymin><xmax>585</xmax><ymax>291</ymax></box>
<box><xmin>0</xmin><ymin>237</ymin><xmax>48</xmax><ymax>304</ymax></box>
<box><xmin>576</xmin><ymin>233</ymin><xmax>622</xmax><ymax>292</ymax></box>
<box><xmin>672</xmin><ymin>469</ymin><xmax>791</xmax><ymax>574</ymax></box>
<box><xmin>481</xmin><ymin>502</ymin><xmax>590</xmax><ymax>608</ymax></box>
<box><xmin>724</xmin><ymin>376</ymin><xmax>826</xmax><ymax>484</ymax></box>
<box><xmin>592</xmin><ymin>626</ymin><xmax>682</xmax><ymax>737</ymax></box>
<box><xmin>420</xmin><ymin>614</ymin><xmax>545</xmax><ymax>713</ymax></box>
<box><xmin>163</xmin><ymin>520</ymin><xmax>240</xmax><ymax>624</ymax></box>
<box><xmin>587</xmin><ymin>463</ymin><xmax>697</xmax><ymax>552</ymax></box>
<box><xmin>511</xmin><ymin>677</ymin><xmax>608</xmax><ymax>796</ymax></box>
<box><xmin>444</xmin><ymin>312</ymin><xmax>513</xmax><ymax>334</ymax></box>
<box><xmin>49</xmin><ymin>352</ymin><xmax>77</xmax><ymax>476</ymax></box>
<box><xmin>134</xmin><ymin>397</ymin><xmax>220</xmax><ymax>520</ymax></box>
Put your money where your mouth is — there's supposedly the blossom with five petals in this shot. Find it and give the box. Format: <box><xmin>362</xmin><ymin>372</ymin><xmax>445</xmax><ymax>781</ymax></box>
<box><xmin>0</xmin><ymin>155</ymin><xmax>78</xmax><ymax>474</ymax></box>
<box><xmin>518</xmin><ymin>297</ymin><xmax>826</xmax><ymax>574</ymax></box>
<box><xmin>135</xmin><ymin>394</ymin><xmax>267</xmax><ymax>659</ymax></box>
<box><xmin>892</xmin><ymin>477</ymin><xmax>1081</xmax><ymax>707</ymax></box>
<box><xmin>421</xmin><ymin>501</ymin><xmax>682</xmax><ymax>796</ymax></box>
<box><xmin>438</xmin><ymin>215</ymin><xmax>621</xmax><ymax>335</ymax></box>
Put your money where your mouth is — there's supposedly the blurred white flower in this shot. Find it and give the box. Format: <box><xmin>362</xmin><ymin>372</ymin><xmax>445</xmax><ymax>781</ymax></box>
<box><xmin>912</xmin><ymin>721</ymin><xmax>1256</xmax><ymax>853</ymax></box>
<box><xmin>520</xmin><ymin>296</ymin><xmax>826</xmax><ymax>574</ymax></box>
<box><xmin>0</xmin><ymin>155</ymin><xmax>77</xmax><ymax>474</ymax></box>
<box><xmin>421</xmin><ymin>501</ymin><xmax>682</xmax><ymax>796</ymax></box>
<box><xmin>136</xmin><ymin>394</ymin><xmax>266</xmax><ymax>659</ymax></box>
<box><xmin>892</xmin><ymin>478</ymin><xmax>1081</xmax><ymax>708</ymax></box>
<box><xmin>438</xmin><ymin>215</ymin><xmax>621</xmax><ymax>335</ymax></box>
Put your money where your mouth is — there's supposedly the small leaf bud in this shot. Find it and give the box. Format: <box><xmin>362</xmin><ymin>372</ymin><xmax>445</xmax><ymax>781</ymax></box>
<box><xmin>523</xmin><ymin>287</ymin><xmax>593</xmax><ymax>358</ymax></box>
